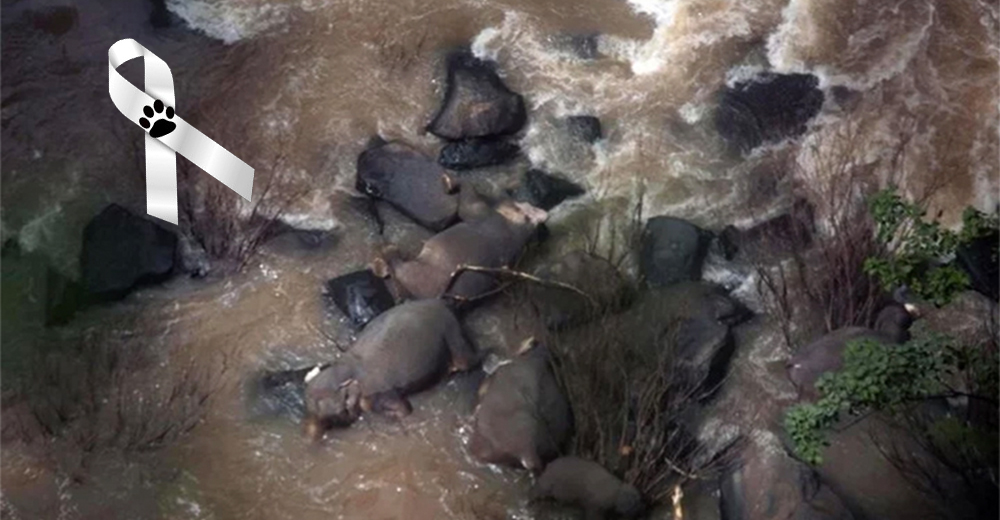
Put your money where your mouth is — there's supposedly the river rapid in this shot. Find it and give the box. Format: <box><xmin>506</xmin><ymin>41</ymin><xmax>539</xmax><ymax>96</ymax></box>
<box><xmin>1</xmin><ymin>0</ymin><xmax>997</xmax><ymax>518</ymax></box>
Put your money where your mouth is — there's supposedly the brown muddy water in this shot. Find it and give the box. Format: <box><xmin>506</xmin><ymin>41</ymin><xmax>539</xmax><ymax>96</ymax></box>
<box><xmin>2</xmin><ymin>0</ymin><xmax>998</xmax><ymax>518</ymax></box>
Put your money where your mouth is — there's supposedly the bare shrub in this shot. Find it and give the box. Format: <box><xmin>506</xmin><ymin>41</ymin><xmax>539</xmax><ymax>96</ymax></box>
<box><xmin>2</xmin><ymin>330</ymin><xmax>231</xmax><ymax>455</ymax></box>
<box><xmin>550</xmin><ymin>314</ymin><xmax>741</xmax><ymax>505</ymax></box>
<box><xmin>179</xmin><ymin>133</ymin><xmax>308</xmax><ymax>272</ymax></box>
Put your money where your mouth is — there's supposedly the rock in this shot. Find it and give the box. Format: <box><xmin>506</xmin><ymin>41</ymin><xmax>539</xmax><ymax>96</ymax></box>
<box><xmin>244</xmin><ymin>366</ymin><xmax>312</xmax><ymax>419</ymax></box>
<box><xmin>565</xmin><ymin>115</ymin><xmax>602</xmax><ymax>144</ymax></box>
<box><xmin>526</xmin><ymin>250</ymin><xmax>630</xmax><ymax>330</ymax></box>
<box><xmin>80</xmin><ymin>204</ymin><xmax>177</xmax><ymax>300</ymax></box>
<box><xmin>438</xmin><ymin>139</ymin><xmax>520</xmax><ymax>170</ymax></box>
<box><xmin>640</xmin><ymin>216</ymin><xmax>711</xmax><ymax>288</ymax></box>
<box><xmin>714</xmin><ymin>73</ymin><xmax>824</xmax><ymax>154</ymax></box>
<box><xmin>955</xmin><ymin>235</ymin><xmax>998</xmax><ymax>301</ymax></box>
<box><xmin>511</xmin><ymin>169</ymin><xmax>586</xmax><ymax>211</ymax></box>
<box><xmin>426</xmin><ymin>50</ymin><xmax>527</xmax><ymax>140</ymax></box>
<box><xmin>569</xmin><ymin>34</ymin><xmax>600</xmax><ymax>60</ymax></box>
<box><xmin>720</xmin><ymin>199</ymin><xmax>815</xmax><ymax>263</ymax></box>
<box><xmin>149</xmin><ymin>0</ymin><xmax>173</xmax><ymax>28</ymax></box>
<box><xmin>922</xmin><ymin>290</ymin><xmax>998</xmax><ymax>349</ymax></box>
<box><xmin>323</xmin><ymin>269</ymin><xmax>396</xmax><ymax>330</ymax></box>
<box><xmin>814</xmin><ymin>415</ymin><xmax>965</xmax><ymax>520</ymax></box>
<box><xmin>721</xmin><ymin>440</ymin><xmax>854</xmax><ymax>520</ymax></box>
<box><xmin>356</xmin><ymin>141</ymin><xmax>459</xmax><ymax>231</ymax></box>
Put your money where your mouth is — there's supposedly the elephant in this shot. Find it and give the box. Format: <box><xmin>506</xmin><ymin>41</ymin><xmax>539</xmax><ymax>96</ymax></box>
<box><xmin>787</xmin><ymin>303</ymin><xmax>915</xmax><ymax>399</ymax></box>
<box><xmin>469</xmin><ymin>338</ymin><xmax>572</xmax><ymax>473</ymax></box>
<box><xmin>302</xmin><ymin>299</ymin><xmax>477</xmax><ymax>439</ymax></box>
<box><xmin>530</xmin><ymin>456</ymin><xmax>644</xmax><ymax>520</ymax></box>
<box><xmin>379</xmin><ymin>187</ymin><xmax>547</xmax><ymax>301</ymax></box>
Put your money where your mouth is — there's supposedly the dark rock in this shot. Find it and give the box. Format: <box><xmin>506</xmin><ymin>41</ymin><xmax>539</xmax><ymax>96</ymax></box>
<box><xmin>438</xmin><ymin>139</ymin><xmax>520</xmax><ymax>170</ymax></box>
<box><xmin>244</xmin><ymin>365</ymin><xmax>317</xmax><ymax>420</ymax></box>
<box><xmin>511</xmin><ymin>169</ymin><xmax>585</xmax><ymax>211</ymax></box>
<box><xmin>640</xmin><ymin>216</ymin><xmax>711</xmax><ymax>287</ymax></box>
<box><xmin>426</xmin><ymin>50</ymin><xmax>527</xmax><ymax>140</ymax></box>
<box><xmin>714</xmin><ymin>73</ymin><xmax>824</xmax><ymax>154</ymax></box>
<box><xmin>721</xmin><ymin>445</ymin><xmax>854</xmax><ymax>520</ymax></box>
<box><xmin>722</xmin><ymin>199</ymin><xmax>815</xmax><ymax>262</ymax></box>
<box><xmin>45</xmin><ymin>268</ymin><xmax>85</xmax><ymax>327</ymax></box>
<box><xmin>956</xmin><ymin>234</ymin><xmax>998</xmax><ymax>301</ymax></box>
<box><xmin>149</xmin><ymin>0</ymin><xmax>172</xmax><ymax>28</ymax></box>
<box><xmin>569</xmin><ymin>34</ymin><xmax>600</xmax><ymax>60</ymax></box>
<box><xmin>80</xmin><ymin>204</ymin><xmax>177</xmax><ymax>300</ymax></box>
<box><xmin>565</xmin><ymin>115</ymin><xmax>602</xmax><ymax>144</ymax></box>
<box><xmin>323</xmin><ymin>269</ymin><xmax>396</xmax><ymax>329</ymax></box>
<box><xmin>356</xmin><ymin>141</ymin><xmax>459</xmax><ymax>231</ymax></box>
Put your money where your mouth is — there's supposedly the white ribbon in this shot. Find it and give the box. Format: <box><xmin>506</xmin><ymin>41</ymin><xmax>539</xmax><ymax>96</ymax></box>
<box><xmin>108</xmin><ymin>38</ymin><xmax>254</xmax><ymax>225</ymax></box>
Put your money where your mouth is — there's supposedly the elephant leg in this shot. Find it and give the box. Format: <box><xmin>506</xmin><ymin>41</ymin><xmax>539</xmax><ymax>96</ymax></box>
<box><xmin>370</xmin><ymin>389</ymin><xmax>413</xmax><ymax>420</ymax></box>
<box><xmin>446</xmin><ymin>323</ymin><xmax>478</xmax><ymax>372</ymax></box>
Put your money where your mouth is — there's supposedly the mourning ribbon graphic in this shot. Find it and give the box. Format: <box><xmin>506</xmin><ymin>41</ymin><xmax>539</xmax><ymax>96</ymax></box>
<box><xmin>109</xmin><ymin>39</ymin><xmax>253</xmax><ymax>225</ymax></box>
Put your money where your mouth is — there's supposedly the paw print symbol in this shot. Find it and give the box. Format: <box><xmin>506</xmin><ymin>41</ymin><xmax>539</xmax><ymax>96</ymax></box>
<box><xmin>139</xmin><ymin>99</ymin><xmax>176</xmax><ymax>138</ymax></box>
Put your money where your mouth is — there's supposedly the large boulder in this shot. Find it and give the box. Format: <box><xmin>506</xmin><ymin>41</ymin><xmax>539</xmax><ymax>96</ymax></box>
<box><xmin>438</xmin><ymin>138</ymin><xmax>520</xmax><ymax>170</ymax></box>
<box><xmin>80</xmin><ymin>204</ymin><xmax>177</xmax><ymax>300</ymax></box>
<box><xmin>640</xmin><ymin>216</ymin><xmax>711</xmax><ymax>288</ymax></box>
<box><xmin>511</xmin><ymin>169</ymin><xmax>586</xmax><ymax>211</ymax></box>
<box><xmin>323</xmin><ymin>269</ymin><xmax>396</xmax><ymax>330</ymax></box>
<box><xmin>565</xmin><ymin>115</ymin><xmax>602</xmax><ymax>144</ymax></box>
<box><xmin>714</xmin><ymin>73</ymin><xmax>824</xmax><ymax>154</ymax></box>
<box><xmin>426</xmin><ymin>51</ymin><xmax>527</xmax><ymax>140</ymax></box>
<box><xmin>721</xmin><ymin>440</ymin><xmax>854</xmax><ymax>520</ymax></box>
<box><xmin>356</xmin><ymin>141</ymin><xmax>459</xmax><ymax>231</ymax></box>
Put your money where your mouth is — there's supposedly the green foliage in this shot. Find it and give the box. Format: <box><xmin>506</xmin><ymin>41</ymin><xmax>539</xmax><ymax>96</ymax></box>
<box><xmin>863</xmin><ymin>188</ymin><xmax>998</xmax><ymax>306</ymax></box>
<box><xmin>784</xmin><ymin>331</ymin><xmax>955</xmax><ymax>465</ymax></box>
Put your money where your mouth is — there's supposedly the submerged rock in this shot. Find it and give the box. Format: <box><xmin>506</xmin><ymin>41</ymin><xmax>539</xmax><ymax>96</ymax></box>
<box><xmin>80</xmin><ymin>204</ymin><xmax>177</xmax><ymax>300</ymax></box>
<box><xmin>640</xmin><ymin>216</ymin><xmax>711</xmax><ymax>288</ymax></box>
<box><xmin>438</xmin><ymin>139</ymin><xmax>520</xmax><ymax>170</ymax></box>
<box><xmin>565</xmin><ymin>115</ymin><xmax>602</xmax><ymax>144</ymax></box>
<box><xmin>426</xmin><ymin>51</ymin><xmax>527</xmax><ymax>140</ymax></box>
<box><xmin>511</xmin><ymin>169</ymin><xmax>586</xmax><ymax>211</ymax></box>
<box><xmin>323</xmin><ymin>269</ymin><xmax>396</xmax><ymax>329</ymax></box>
<box><xmin>714</xmin><ymin>73</ymin><xmax>824</xmax><ymax>154</ymax></box>
<box><xmin>356</xmin><ymin>141</ymin><xmax>459</xmax><ymax>231</ymax></box>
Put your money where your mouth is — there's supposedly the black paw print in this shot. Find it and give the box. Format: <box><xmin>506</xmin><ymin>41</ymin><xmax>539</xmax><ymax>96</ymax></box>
<box><xmin>139</xmin><ymin>99</ymin><xmax>176</xmax><ymax>138</ymax></box>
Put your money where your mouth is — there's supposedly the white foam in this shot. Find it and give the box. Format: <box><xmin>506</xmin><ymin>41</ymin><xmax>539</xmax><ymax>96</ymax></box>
<box><xmin>167</xmin><ymin>0</ymin><xmax>290</xmax><ymax>44</ymax></box>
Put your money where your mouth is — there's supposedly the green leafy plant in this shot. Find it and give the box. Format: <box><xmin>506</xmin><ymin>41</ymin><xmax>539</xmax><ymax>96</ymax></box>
<box><xmin>785</xmin><ymin>331</ymin><xmax>953</xmax><ymax>465</ymax></box>
<box><xmin>863</xmin><ymin>188</ymin><xmax>998</xmax><ymax>306</ymax></box>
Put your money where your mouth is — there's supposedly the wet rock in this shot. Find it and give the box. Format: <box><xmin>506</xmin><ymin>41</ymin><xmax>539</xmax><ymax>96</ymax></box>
<box><xmin>511</xmin><ymin>169</ymin><xmax>586</xmax><ymax>211</ymax></box>
<box><xmin>80</xmin><ymin>204</ymin><xmax>177</xmax><ymax>300</ymax></box>
<box><xmin>640</xmin><ymin>216</ymin><xmax>712</xmax><ymax>288</ymax></box>
<box><xmin>720</xmin><ymin>199</ymin><xmax>815</xmax><ymax>263</ymax></box>
<box><xmin>426</xmin><ymin>50</ymin><xmax>527</xmax><ymax>140</ymax></box>
<box><xmin>149</xmin><ymin>0</ymin><xmax>173</xmax><ymax>28</ymax></box>
<box><xmin>438</xmin><ymin>139</ymin><xmax>520</xmax><ymax>170</ymax></box>
<box><xmin>955</xmin><ymin>235</ymin><xmax>998</xmax><ymax>301</ymax></box>
<box><xmin>721</xmin><ymin>441</ymin><xmax>854</xmax><ymax>520</ymax></box>
<box><xmin>714</xmin><ymin>73</ymin><xmax>824</xmax><ymax>154</ymax></box>
<box><xmin>565</xmin><ymin>115</ymin><xmax>602</xmax><ymax>144</ymax></box>
<box><xmin>526</xmin><ymin>250</ymin><xmax>630</xmax><ymax>330</ymax></box>
<box><xmin>323</xmin><ymin>269</ymin><xmax>396</xmax><ymax>330</ymax></box>
<box><xmin>569</xmin><ymin>34</ymin><xmax>600</xmax><ymax>60</ymax></box>
<box><xmin>356</xmin><ymin>141</ymin><xmax>459</xmax><ymax>231</ymax></box>
<box><xmin>244</xmin><ymin>365</ymin><xmax>314</xmax><ymax>419</ymax></box>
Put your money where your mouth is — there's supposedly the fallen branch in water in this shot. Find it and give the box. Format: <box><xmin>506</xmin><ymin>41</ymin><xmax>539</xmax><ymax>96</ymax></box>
<box><xmin>440</xmin><ymin>264</ymin><xmax>597</xmax><ymax>307</ymax></box>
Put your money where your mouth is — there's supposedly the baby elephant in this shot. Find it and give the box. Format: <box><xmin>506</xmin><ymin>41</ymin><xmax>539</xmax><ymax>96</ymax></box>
<box><xmin>384</xmin><ymin>188</ymin><xmax>548</xmax><ymax>301</ymax></box>
<box><xmin>303</xmin><ymin>299</ymin><xmax>476</xmax><ymax>440</ymax></box>
<box><xmin>469</xmin><ymin>339</ymin><xmax>572</xmax><ymax>472</ymax></box>
<box><xmin>787</xmin><ymin>303</ymin><xmax>915</xmax><ymax>399</ymax></box>
<box><xmin>530</xmin><ymin>456</ymin><xmax>644</xmax><ymax>520</ymax></box>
